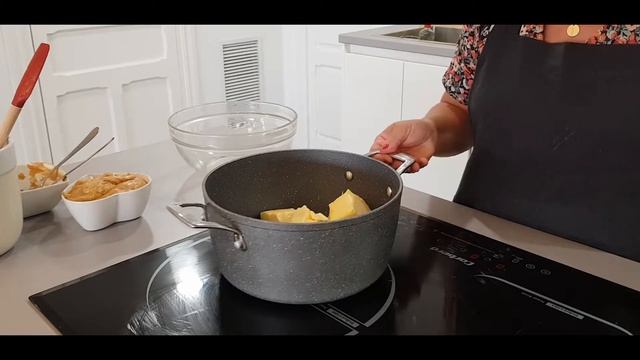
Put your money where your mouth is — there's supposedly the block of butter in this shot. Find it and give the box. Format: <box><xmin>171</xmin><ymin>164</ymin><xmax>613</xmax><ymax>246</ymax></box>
<box><xmin>328</xmin><ymin>189</ymin><xmax>371</xmax><ymax>221</ymax></box>
<box><xmin>260</xmin><ymin>189</ymin><xmax>371</xmax><ymax>223</ymax></box>
<box><xmin>260</xmin><ymin>208</ymin><xmax>296</xmax><ymax>222</ymax></box>
<box><xmin>260</xmin><ymin>206</ymin><xmax>328</xmax><ymax>223</ymax></box>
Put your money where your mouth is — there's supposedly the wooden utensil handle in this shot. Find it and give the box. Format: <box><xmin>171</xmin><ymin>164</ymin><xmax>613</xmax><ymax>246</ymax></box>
<box><xmin>0</xmin><ymin>105</ymin><xmax>22</xmax><ymax>149</ymax></box>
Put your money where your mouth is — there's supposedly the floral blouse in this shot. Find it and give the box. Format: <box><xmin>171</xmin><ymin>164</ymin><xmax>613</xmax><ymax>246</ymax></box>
<box><xmin>442</xmin><ymin>25</ymin><xmax>640</xmax><ymax>105</ymax></box>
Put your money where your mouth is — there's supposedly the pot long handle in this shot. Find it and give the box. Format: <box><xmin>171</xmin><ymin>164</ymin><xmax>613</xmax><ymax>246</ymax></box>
<box><xmin>365</xmin><ymin>150</ymin><xmax>416</xmax><ymax>175</ymax></box>
<box><xmin>167</xmin><ymin>203</ymin><xmax>247</xmax><ymax>251</ymax></box>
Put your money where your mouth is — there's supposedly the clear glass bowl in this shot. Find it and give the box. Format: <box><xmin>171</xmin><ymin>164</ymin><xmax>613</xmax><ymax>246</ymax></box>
<box><xmin>168</xmin><ymin>101</ymin><xmax>297</xmax><ymax>171</ymax></box>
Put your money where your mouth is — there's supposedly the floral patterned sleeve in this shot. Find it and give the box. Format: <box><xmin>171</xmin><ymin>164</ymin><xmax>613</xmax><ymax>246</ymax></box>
<box><xmin>442</xmin><ymin>25</ymin><xmax>493</xmax><ymax>106</ymax></box>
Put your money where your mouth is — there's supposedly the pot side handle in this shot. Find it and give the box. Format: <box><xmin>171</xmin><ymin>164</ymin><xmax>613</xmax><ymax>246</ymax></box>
<box><xmin>365</xmin><ymin>150</ymin><xmax>416</xmax><ymax>175</ymax></box>
<box><xmin>166</xmin><ymin>203</ymin><xmax>247</xmax><ymax>251</ymax></box>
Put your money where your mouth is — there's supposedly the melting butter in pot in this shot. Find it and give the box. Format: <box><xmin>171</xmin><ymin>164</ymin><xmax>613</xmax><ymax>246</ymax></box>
<box><xmin>260</xmin><ymin>189</ymin><xmax>371</xmax><ymax>223</ymax></box>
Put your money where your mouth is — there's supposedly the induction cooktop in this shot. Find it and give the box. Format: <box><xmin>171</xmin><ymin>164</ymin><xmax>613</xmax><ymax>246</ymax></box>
<box><xmin>29</xmin><ymin>208</ymin><xmax>640</xmax><ymax>335</ymax></box>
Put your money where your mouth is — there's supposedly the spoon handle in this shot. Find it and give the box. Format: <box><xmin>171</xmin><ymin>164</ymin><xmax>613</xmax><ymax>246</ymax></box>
<box><xmin>64</xmin><ymin>137</ymin><xmax>115</xmax><ymax>178</ymax></box>
<box><xmin>41</xmin><ymin>127</ymin><xmax>99</xmax><ymax>187</ymax></box>
<box><xmin>56</xmin><ymin>127</ymin><xmax>100</xmax><ymax>168</ymax></box>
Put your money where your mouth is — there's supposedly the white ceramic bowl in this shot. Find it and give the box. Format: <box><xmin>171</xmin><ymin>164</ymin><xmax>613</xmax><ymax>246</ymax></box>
<box><xmin>62</xmin><ymin>173</ymin><xmax>152</xmax><ymax>231</ymax></box>
<box><xmin>17</xmin><ymin>164</ymin><xmax>69</xmax><ymax>218</ymax></box>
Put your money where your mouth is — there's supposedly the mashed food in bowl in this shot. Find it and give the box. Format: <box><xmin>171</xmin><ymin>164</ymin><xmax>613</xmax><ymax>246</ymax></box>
<box><xmin>63</xmin><ymin>173</ymin><xmax>149</xmax><ymax>202</ymax></box>
<box><xmin>18</xmin><ymin>162</ymin><xmax>65</xmax><ymax>190</ymax></box>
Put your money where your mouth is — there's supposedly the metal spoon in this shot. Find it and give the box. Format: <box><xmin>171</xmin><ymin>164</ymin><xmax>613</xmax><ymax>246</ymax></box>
<box><xmin>39</xmin><ymin>127</ymin><xmax>99</xmax><ymax>187</ymax></box>
<box><xmin>63</xmin><ymin>136</ymin><xmax>115</xmax><ymax>179</ymax></box>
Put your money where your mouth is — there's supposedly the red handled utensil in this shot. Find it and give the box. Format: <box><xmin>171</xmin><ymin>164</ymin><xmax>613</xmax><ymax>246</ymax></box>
<box><xmin>0</xmin><ymin>43</ymin><xmax>50</xmax><ymax>149</ymax></box>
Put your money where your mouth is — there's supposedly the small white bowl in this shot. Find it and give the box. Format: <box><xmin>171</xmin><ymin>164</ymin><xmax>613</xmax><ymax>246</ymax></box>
<box><xmin>17</xmin><ymin>164</ymin><xmax>69</xmax><ymax>218</ymax></box>
<box><xmin>62</xmin><ymin>173</ymin><xmax>152</xmax><ymax>231</ymax></box>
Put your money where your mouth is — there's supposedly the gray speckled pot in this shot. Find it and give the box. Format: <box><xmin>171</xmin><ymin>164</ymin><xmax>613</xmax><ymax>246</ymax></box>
<box><xmin>172</xmin><ymin>149</ymin><xmax>413</xmax><ymax>304</ymax></box>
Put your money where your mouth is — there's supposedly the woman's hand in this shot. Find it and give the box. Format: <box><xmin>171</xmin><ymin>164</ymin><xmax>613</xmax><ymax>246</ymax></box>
<box><xmin>369</xmin><ymin>119</ymin><xmax>437</xmax><ymax>173</ymax></box>
<box><xmin>369</xmin><ymin>92</ymin><xmax>473</xmax><ymax>173</ymax></box>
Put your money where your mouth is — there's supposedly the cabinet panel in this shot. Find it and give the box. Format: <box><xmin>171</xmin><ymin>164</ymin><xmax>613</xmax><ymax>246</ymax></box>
<box><xmin>31</xmin><ymin>25</ymin><xmax>186</xmax><ymax>163</ymax></box>
<box><xmin>341</xmin><ymin>53</ymin><xmax>403</xmax><ymax>155</ymax></box>
<box><xmin>307</xmin><ymin>25</ymin><xmax>381</xmax><ymax>150</ymax></box>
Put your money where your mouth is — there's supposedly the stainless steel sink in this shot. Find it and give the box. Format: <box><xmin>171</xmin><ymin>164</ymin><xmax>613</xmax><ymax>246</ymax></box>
<box><xmin>383</xmin><ymin>26</ymin><xmax>462</xmax><ymax>44</ymax></box>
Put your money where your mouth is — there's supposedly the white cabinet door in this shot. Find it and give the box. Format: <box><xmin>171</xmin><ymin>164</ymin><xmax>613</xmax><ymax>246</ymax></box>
<box><xmin>307</xmin><ymin>25</ymin><xmax>381</xmax><ymax>150</ymax></box>
<box><xmin>401</xmin><ymin>61</ymin><xmax>468</xmax><ymax>201</ymax></box>
<box><xmin>30</xmin><ymin>25</ymin><xmax>188</xmax><ymax>163</ymax></box>
<box><xmin>342</xmin><ymin>53</ymin><xmax>403</xmax><ymax>155</ymax></box>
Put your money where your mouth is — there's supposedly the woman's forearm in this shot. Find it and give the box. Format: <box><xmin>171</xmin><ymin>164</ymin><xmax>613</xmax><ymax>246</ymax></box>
<box><xmin>423</xmin><ymin>92</ymin><xmax>473</xmax><ymax>157</ymax></box>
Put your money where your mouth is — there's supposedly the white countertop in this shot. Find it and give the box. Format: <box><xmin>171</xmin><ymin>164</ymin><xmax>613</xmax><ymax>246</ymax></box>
<box><xmin>2</xmin><ymin>141</ymin><xmax>639</xmax><ymax>334</ymax></box>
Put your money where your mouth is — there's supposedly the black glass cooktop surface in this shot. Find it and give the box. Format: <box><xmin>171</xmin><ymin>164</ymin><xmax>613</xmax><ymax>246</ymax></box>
<box><xmin>29</xmin><ymin>208</ymin><xmax>640</xmax><ymax>335</ymax></box>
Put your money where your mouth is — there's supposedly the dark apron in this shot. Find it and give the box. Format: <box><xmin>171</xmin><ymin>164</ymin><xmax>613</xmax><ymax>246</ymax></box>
<box><xmin>454</xmin><ymin>25</ymin><xmax>640</xmax><ymax>263</ymax></box>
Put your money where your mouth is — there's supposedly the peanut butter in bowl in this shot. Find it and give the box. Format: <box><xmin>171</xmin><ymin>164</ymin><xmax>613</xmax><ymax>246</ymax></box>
<box><xmin>63</xmin><ymin>172</ymin><xmax>150</xmax><ymax>202</ymax></box>
<box><xmin>18</xmin><ymin>162</ymin><xmax>65</xmax><ymax>190</ymax></box>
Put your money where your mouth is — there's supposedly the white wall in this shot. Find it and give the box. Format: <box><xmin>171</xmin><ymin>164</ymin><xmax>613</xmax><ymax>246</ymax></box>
<box><xmin>193</xmin><ymin>25</ymin><xmax>284</xmax><ymax>104</ymax></box>
<box><xmin>0</xmin><ymin>25</ymin><xmax>377</xmax><ymax>163</ymax></box>
<box><xmin>280</xmin><ymin>25</ymin><xmax>384</xmax><ymax>150</ymax></box>
<box><xmin>281</xmin><ymin>25</ymin><xmax>309</xmax><ymax>149</ymax></box>
<box><xmin>192</xmin><ymin>25</ymin><xmax>311</xmax><ymax>148</ymax></box>
<box><xmin>183</xmin><ymin>25</ymin><xmax>387</xmax><ymax>151</ymax></box>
